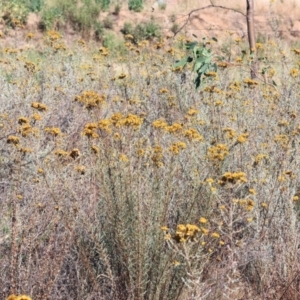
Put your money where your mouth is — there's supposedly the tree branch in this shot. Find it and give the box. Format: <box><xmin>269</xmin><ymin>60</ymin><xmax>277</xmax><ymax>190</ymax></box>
<box><xmin>173</xmin><ymin>4</ymin><xmax>246</xmax><ymax>37</ymax></box>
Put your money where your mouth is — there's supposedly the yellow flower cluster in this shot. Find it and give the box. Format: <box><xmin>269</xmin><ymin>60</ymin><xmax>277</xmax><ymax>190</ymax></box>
<box><xmin>75</xmin><ymin>165</ymin><xmax>86</xmax><ymax>174</ymax></box>
<box><xmin>119</xmin><ymin>154</ymin><xmax>129</xmax><ymax>162</ymax></box>
<box><xmin>31</xmin><ymin>102</ymin><xmax>48</xmax><ymax>111</ymax></box>
<box><xmin>98</xmin><ymin>119</ymin><xmax>112</xmax><ymax>132</ymax></box>
<box><xmin>237</xmin><ymin>132</ymin><xmax>249</xmax><ymax>143</ymax></box>
<box><xmin>203</xmin><ymin>86</ymin><xmax>222</xmax><ymax>94</ymax></box>
<box><xmin>6</xmin><ymin>295</ymin><xmax>31</xmax><ymax>300</ymax></box>
<box><xmin>7</xmin><ymin>135</ymin><xmax>20</xmax><ymax>145</ymax></box>
<box><xmin>152</xmin><ymin>119</ymin><xmax>168</xmax><ymax>129</ymax></box>
<box><xmin>254</xmin><ymin>153</ymin><xmax>268</xmax><ymax>165</ymax></box>
<box><xmin>45</xmin><ymin>127</ymin><xmax>61</xmax><ymax>136</ymax></box>
<box><xmin>173</xmin><ymin>223</ymin><xmax>200</xmax><ymax>243</ymax></box>
<box><xmin>274</xmin><ymin>134</ymin><xmax>289</xmax><ymax>146</ymax></box>
<box><xmin>244</xmin><ymin>78</ymin><xmax>259</xmax><ymax>87</ymax></box>
<box><xmin>233</xmin><ymin>198</ymin><xmax>255</xmax><ymax>211</ymax></box>
<box><xmin>46</xmin><ymin>30</ymin><xmax>61</xmax><ymax>41</ymax></box>
<box><xmin>187</xmin><ymin>107</ymin><xmax>199</xmax><ymax>116</ymax></box>
<box><xmin>166</xmin><ymin>123</ymin><xmax>183</xmax><ymax>133</ymax></box>
<box><xmin>207</xmin><ymin>144</ymin><xmax>229</xmax><ymax>161</ymax></box>
<box><xmin>19</xmin><ymin>124</ymin><xmax>38</xmax><ymax>137</ymax></box>
<box><xmin>99</xmin><ymin>47</ymin><xmax>109</xmax><ymax>56</ymax></box>
<box><xmin>169</xmin><ymin>141</ymin><xmax>186</xmax><ymax>154</ymax></box>
<box><xmin>74</xmin><ymin>90</ymin><xmax>106</xmax><ymax>110</ymax></box>
<box><xmin>220</xmin><ymin>172</ymin><xmax>247</xmax><ymax>185</ymax></box>
<box><xmin>223</xmin><ymin>127</ymin><xmax>236</xmax><ymax>139</ymax></box>
<box><xmin>151</xmin><ymin>145</ymin><xmax>164</xmax><ymax>167</ymax></box>
<box><xmin>184</xmin><ymin>128</ymin><xmax>203</xmax><ymax>141</ymax></box>
<box><xmin>24</xmin><ymin>61</ymin><xmax>36</xmax><ymax>73</ymax></box>
<box><xmin>290</xmin><ymin>68</ymin><xmax>299</xmax><ymax>78</ymax></box>
<box><xmin>204</xmin><ymin>71</ymin><xmax>218</xmax><ymax>78</ymax></box>
<box><xmin>82</xmin><ymin>122</ymin><xmax>99</xmax><ymax>139</ymax></box>
<box><xmin>54</xmin><ymin>149</ymin><xmax>70</xmax><ymax>157</ymax></box>
<box><xmin>229</xmin><ymin>81</ymin><xmax>241</xmax><ymax>92</ymax></box>
<box><xmin>115</xmin><ymin>114</ymin><xmax>144</xmax><ymax>129</ymax></box>
<box><xmin>18</xmin><ymin>116</ymin><xmax>30</xmax><ymax>125</ymax></box>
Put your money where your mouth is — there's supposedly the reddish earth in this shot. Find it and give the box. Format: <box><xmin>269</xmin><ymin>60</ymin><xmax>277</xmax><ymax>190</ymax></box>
<box><xmin>1</xmin><ymin>0</ymin><xmax>300</xmax><ymax>47</ymax></box>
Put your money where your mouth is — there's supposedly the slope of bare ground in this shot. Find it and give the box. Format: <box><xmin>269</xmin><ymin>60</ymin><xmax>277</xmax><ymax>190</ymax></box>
<box><xmin>1</xmin><ymin>0</ymin><xmax>300</xmax><ymax>47</ymax></box>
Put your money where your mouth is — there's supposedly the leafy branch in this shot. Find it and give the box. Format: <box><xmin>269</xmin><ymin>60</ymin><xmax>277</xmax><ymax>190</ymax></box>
<box><xmin>174</xmin><ymin>37</ymin><xmax>217</xmax><ymax>90</ymax></box>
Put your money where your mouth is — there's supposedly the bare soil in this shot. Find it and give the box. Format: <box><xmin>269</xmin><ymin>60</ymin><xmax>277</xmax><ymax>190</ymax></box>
<box><xmin>1</xmin><ymin>0</ymin><xmax>299</xmax><ymax>48</ymax></box>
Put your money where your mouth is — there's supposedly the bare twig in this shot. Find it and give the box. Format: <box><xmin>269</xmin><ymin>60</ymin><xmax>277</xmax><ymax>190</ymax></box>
<box><xmin>173</xmin><ymin>4</ymin><xmax>246</xmax><ymax>37</ymax></box>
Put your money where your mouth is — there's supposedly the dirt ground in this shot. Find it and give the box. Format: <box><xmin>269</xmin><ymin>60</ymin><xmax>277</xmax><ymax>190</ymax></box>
<box><xmin>1</xmin><ymin>0</ymin><xmax>300</xmax><ymax>48</ymax></box>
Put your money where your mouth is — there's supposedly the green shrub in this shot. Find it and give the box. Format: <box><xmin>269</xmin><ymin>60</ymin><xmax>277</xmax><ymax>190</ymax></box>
<box><xmin>94</xmin><ymin>21</ymin><xmax>104</xmax><ymax>40</ymax></box>
<box><xmin>27</xmin><ymin>0</ymin><xmax>44</xmax><ymax>12</ymax></box>
<box><xmin>128</xmin><ymin>0</ymin><xmax>143</xmax><ymax>12</ymax></box>
<box><xmin>40</xmin><ymin>7</ymin><xmax>63</xmax><ymax>30</ymax></box>
<box><xmin>103</xmin><ymin>32</ymin><xmax>127</xmax><ymax>54</ymax></box>
<box><xmin>103</xmin><ymin>16</ymin><xmax>114</xmax><ymax>30</ymax></box>
<box><xmin>39</xmin><ymin>0</ymin><xmax>101</xmax><ymax>34</ymax></box>
<box><xmin>112</xmin><ymin>3</ymin><xmax>121</xmax><ymax>16</ymax></box>
<box><xmin>121</xmin><ymin>20</ymin><xmax>161</xmax><ymax>43</ymax></box>
<box><xmin>95</xmin><ymin>0</ymin><xmax>110</xmax><ymax>11</ymax></box>
<box><xmin>0</xmin><ymin>0</ymin><xmax>29</xmax><ymax>26</ymax></box>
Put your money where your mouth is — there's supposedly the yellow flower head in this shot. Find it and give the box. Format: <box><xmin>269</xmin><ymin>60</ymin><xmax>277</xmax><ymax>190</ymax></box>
<box><xmin>211</xmin><ymin>232</ymin><xmax>220</xmax><ymax>239</ymax></box>
<box><xmin>199</xmin><ymin>217</ymin><xmax>208</xmax><ymax>224</ymax></box>
<box><xmin>31</xmin><ymin>102</ymin><xmax>48</xmax><ymax>111</ymax></box>
<box><xmin>45</xmin><ymin>127</ymin><xmax>61</xmax><ymax>136</ymax></box>
<box><xmin>7</xmin><ymin>135</ymin><xmax>20</xmax><ymax>145</ymax></box>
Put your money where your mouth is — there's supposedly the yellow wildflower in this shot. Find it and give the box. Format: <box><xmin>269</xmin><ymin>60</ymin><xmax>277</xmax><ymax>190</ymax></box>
<box><xmin>211</xmin><ymin>232</ymin><xmax>220</xmax><ymax>239</ymax></box>
<box><xmin>119</xmin><ymin>154</ymin><xmax>129</xmax><ymax>162</ymax></box>
<box><xmin>290</xmin><ymin>68</ymin><xmax>299</xmax><ymax>78</ymax></box>
<box><xmin>7</xmin><ymin>135</ymin><xmax>20</xmax><ymax>145</ymax></box>
<box><xmin>32</xmin><ymin>113</ymin><xmax>42</xmax><ymax>121</ymax></box>
<box><xmin>207</xmin><ymin>144</ymin><xmax>229</xmax><ymax>162</ymax></box>
<box><xmin>199</xmin><ymin>217</ymin><xmax>208</xmax><ymax>224</ymax></box>
<box><xmin>184</xmin><ymin>128</ymin><xmax>203</xmax><ymax>141</ymax></box>
<box><xmin>75</xmin><ymin>165</ymin><xmax>86</xmax><ymax>175</ymax></box>
<box><xmin>159</xmin><ymin>88</ymin><xmax>169</xmax><ymax>94</ymax></box>
<box><xmin>237</xmin><ymin>133</ymin><xmax>249</xmax><ymax>143</ymax></box>
<box><xmin>31</xmin><ymin>102</ymin><xmax>48</xmax><ymax>111</ymax></box>
<box><xmin>187</xmin><ymin>107</ymin><xmax>199</xmax><ymax>116</ymax></box>
<box><xmin>18</xmin><ymin>116</ymin><xmax>30</xmax><ymax>125</ymax></box>
<box><xmin>45</xmin><ymin>127</ymin><xmax>61</xmax><ymax>136</ymax></box>
<box><xmin>169</xmin><ymin>142</ymin><xmax>186</xmax><ymax>154</ymax></box>
<box><xmin>91</xmin><ymin>145</ymin><xmax>100</xmax><ymax>155</ymax></box>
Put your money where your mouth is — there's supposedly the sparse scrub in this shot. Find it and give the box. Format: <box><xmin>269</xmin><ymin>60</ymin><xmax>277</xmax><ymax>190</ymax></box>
<box><xmin>128</xmin><ymin>0</ymin><xmax>143</xmax><ymax>12</ymax></box>
<box><xmin>103</xmin><ymin>16</ymin><xmax>114</xmax><ymax>29</ymax></box>
<box><xmin>121</xmin><ymin>20</ymin><xmax>161</xmax><ymax>43</ymax></box>
<box><xmin>1</xmin><ymin>28</ymin><xmax>300</xmax><ymax>300</ymax></box>
<box><xmin>0</xmin><ymin>0</ymin><xmax>29</xmax><ymax>26</ymax></box>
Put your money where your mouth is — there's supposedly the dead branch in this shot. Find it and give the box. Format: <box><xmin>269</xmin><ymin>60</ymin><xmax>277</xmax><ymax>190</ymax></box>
<box><xmin>173</xmin><ymin>4</ymin><xmax>246</xmax><ymax>37</ymax></box>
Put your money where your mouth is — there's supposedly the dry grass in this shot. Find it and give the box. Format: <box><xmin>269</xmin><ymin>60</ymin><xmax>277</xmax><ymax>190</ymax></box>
<box><xmin>1</xmin><ymin>26</ymin><xmax>300</xmax><ymax>299</ymax></box>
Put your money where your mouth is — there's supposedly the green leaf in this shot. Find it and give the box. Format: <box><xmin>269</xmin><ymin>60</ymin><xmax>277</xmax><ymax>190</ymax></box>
<box><xmin>211</xmin><ymin>63</ymin><xmax>217</xmax><ymax>72</ymax></box>
<box><xmin>199</xmin><ymin>63</ymin><xmax>209</xmax><ymax>74</ymax></box>
<box><xmin>174</xmin><ymin>57</ymin><xmax>188</xmax><ymax>68</ymax></box>
<box><xmin>194</xmin><ymin>73</ymin><xmax>202</xmax><ymax>90</ymax></box>
<box><xmin>193</xmin><ymin>57</ymin><xmax>206</xmax><ymax>72</ymax></box>
<box><xmin>272</xmin><ymin>80</ymin><xmax>277</xmax><ymax>86</ymax></box>
<box><xmin>185</xmin><ymin>42</ymin><xmax>198</xmax><ymax>50</ymax></box>
<box><xmin>187</xmin><ymin>56</ymin><xmax>193</xmax><ymax>63</ymax></box>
